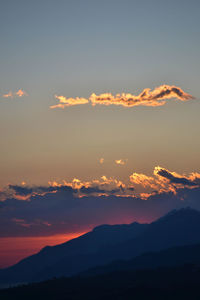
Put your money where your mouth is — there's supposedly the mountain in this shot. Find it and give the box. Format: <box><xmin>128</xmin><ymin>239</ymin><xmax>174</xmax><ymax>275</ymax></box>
<box><xmin>82</xmin><ymin>243</ymin><xmax>200</xmax><ymax>277</ymax></box>
<box><xmin>0</xmin><ymin>221</ymin><xmax>147</xmax><ymax>287</ymax></box>
<box><xmin>110</xmin><ymin>207</ymin><xmax>200</xmax><ymax>260</ymax></box>
<box><xmin>36</xmin><ymin>207</ymin><xmax>200</xmax><ymax>280</ymax></box>
<box><xmin>1</xmin><ymin>207</ymin><xmax>200</xmax><ymax>287</ymax></box>
<box><xmin>1</xmin><ymin>263</ymin><xmax>200</xmax><ymax>299</ymax></box>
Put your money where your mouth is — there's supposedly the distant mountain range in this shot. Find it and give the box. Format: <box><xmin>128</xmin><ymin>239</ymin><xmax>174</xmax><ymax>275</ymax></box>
<box><xmin>1</xmin><ymin>207</ymin><xmax>200</xmax><ymax>288</ymax></box>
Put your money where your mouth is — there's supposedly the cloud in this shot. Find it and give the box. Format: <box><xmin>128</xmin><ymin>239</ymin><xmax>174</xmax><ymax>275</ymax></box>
<box><xmin>154</xmin><ymin>166</ymin><xmax>200</xmax><ymax>187</ymax></box>
<box><xmin>50</xmin><ymin>85</ymin><xmax>194</xmax><ymax>109</ymax></box>
<box><xmin>15</xmin><ymin>89</ymin><xmax>27</xmax><ymax>97</ymax></box>
<box><xmin>50</xmin><ymin>95</ymin><xmax>89</xmax><ymax>109</ymax></box>
<box><xmin>115</xmin><ymin>159</ymin><xmax>127</xmax><ymax>165</ymax></box>
<box><xmin>2</xmin><ymin>91</ymin><xmax>13</xmax><ymax>98</ymax></box>
<box><xmin>48</xmin><ymin>175</ymin><xmax>128</xmax><ymax>197</ymax></box>
<box><xmin>4</xmin><ymin>167</ymin><xmax>200</xmax><ymax>203</ymax></box>
<box><xmin>9</xmin><ymin>185</ymin><xmax>33</xmax><ymax>196</ymax></box>
<box><xmin>0</xmin><ymin>167</ymin><xmax>200</xmax><ymax>237</ymax></box>
<box><xmin>7</xmin><ymin>184</ymin><xmax>73</xmax><ymax>201</ymax></box>
<box><xmin>1</xmin><ymin>183</ymin><xmax>200</xmax><ymax>238</ymax></box>
<box><xmin>130</xmin><ymin>167</ymin><xmax>200</xmax><ymax>195</ymax></box>
<box><xmin>99</xmin><ymin>158</ymin><xmax>104</xmax><ymax>164</ymax></box>
<box><xmin>2</xmin><ymin>89</ymin><xmax>27</xmax><ymax>98</ymax></box>
<box><xmin>130</xmin><ymin>173</ymin><xmax>158</xmax><ymax>189</ymax></box>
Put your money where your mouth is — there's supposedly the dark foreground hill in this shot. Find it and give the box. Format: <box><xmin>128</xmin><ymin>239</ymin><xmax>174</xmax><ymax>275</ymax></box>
<box><xmin>1</xmin><ymin>264</ymin><xmax>200</xmax><ymax>300</ymax></box>
<box><xmin>1</xmin><ymin>207</ymin><xmax>200</xmax><ymax>287</ymax></box>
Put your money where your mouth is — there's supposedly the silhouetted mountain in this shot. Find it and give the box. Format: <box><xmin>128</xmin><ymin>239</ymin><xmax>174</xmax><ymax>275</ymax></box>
<box><xmin>82</xmin><ymin>243</ymin><xmax>200</xmax><ymax>277</ymax></box>
<box><xmin>2</xmin><ymin>264</ymin><xmax>200</xmax><ymax>299</ymax></box>
<box><xmin>113</xmin><ymin>207</ymin><xmax>200</xmax><ymax>259</ymax></box>
<box><xmin>0</xmin><ymin>221</ymin><xmax>147</xmax><ymax>287</ymax></box>
<box><xmin>1</xmin><ymin>207</ymin><xmax>200</xmax><ymax>287</ymax></box>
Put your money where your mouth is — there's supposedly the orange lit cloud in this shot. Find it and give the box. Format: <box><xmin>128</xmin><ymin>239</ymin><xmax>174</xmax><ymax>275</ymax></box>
<box><xmin>2</xmin><ymin>91</ymin><xmax>13</xmax><ymax>98</ymax></box>
<box><xmin>99</xmin><ymin>158</ymin><xmax>104</xmax><ymax>164</ymax></box>
<box><xmin>115</xmin><ymin>159</ymin><xmax>127</xmax><ymax>165</ymax></box>
<box><xmin>3</xmin><ymin>167</ymin><xmax>200</xmax><ymax>203</ymax></box>
<box><xmin>15</xmin><ymin>89</ymin><xmax>27</xmax><ymax>97</ymax></box>
<box><xmin>130</xmin><ymin>166</ymin><xmax>200</xmax><ymax>196</ymax></box>
<box><xmin>48</xmin><ymin>175</ymin><xmax>128</xmax><ymax>197</ymax></box>
<box><xmin>50</xmin><ymin>85</ymin><xmax>194</xmax><ymax>109</ymax></box>
<box><xmin>130</xmin><ymin>173</ymin><xmax>158</xmax><ymax>190</ymax></box>
<box><xmin>50</xmin><ymin>95</ymin><xmax>89</xmax><ymax>109</ymax></box>
<box><xmin>2</xmin><ymin>89</ymin><xmax>27</xmax><ymax>98</ymax></box>
<box><xmin>154</xmin><ymin>166</ymin><xmax>200</xmax><ymax>187</ymax></box>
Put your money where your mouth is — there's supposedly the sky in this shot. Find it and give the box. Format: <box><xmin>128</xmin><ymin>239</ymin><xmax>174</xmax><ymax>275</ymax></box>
<box><xmin>0</xmin><ymin>0</ymin><xmax>200</xmax><ymax>267</ymax></box>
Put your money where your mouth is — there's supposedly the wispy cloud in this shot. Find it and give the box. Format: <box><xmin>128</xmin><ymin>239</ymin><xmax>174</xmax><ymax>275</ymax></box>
<box><xmin>50</xmin><ymin>95</ymin><xmax>89</xmax><ymax>109</ymax></box>
<box><xmin>2</xmin><ymin>89</ymin><xmax>28</xmax><ymax>98</ymax></box>
<box><xmin>50</xmin><ymin>85</ymin><xmax>194</xmax><ymax>109</ymax></box>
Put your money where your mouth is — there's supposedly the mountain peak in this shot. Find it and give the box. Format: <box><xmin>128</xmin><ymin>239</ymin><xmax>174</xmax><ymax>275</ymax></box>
<box><xmin>92</xmin><ymin>222</ymin><xmax>140</xmax><ymax>232</ymax></box>
<box><xmin>155</xmin><ymin>207</ymin><xmax>200</xmax><ymax>224</ymax></box>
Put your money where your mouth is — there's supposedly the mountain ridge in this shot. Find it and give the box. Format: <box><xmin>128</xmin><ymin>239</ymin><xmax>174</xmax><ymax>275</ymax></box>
<box><xmin>1</xmin><ymin>207</ymin><xmax>200</xmax><ymax>287</ymax></box>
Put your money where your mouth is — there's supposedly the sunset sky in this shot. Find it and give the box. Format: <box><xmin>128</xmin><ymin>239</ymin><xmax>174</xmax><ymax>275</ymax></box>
<box><xmin>0</xmin><ymin>0</ymin><xmax>200</xmax><ymax>268</ymax></box>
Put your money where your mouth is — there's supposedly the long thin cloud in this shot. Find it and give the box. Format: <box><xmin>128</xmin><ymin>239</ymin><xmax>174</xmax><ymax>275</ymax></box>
<box><xmin>50</xmin><ymin>85</ymin><xmax>194</xmax><ymax>109</ymax></box>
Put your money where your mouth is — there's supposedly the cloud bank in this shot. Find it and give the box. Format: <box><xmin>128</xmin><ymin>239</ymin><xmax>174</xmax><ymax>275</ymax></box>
<box><xmin>0</xmin><ymin>166</ymin><xmax>200</xmax><ymax>237</ymax></box>
<box><xmin>50</xmin><ymin>85</ymin><xmax>194</xmax><ymax>109</ymax></box>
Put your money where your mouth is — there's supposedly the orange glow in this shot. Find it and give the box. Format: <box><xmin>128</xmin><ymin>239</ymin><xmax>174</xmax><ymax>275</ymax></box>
<box><xmin>0</xmin><ymin>232</ymin><xmax>86</xmax><ymax>268</ymax></box>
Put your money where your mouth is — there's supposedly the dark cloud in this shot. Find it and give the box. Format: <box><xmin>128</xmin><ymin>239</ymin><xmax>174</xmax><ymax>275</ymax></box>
<box><xmin>9</xmin><ymin>185</ymin><xmax>33</xmax><ymax>196</ymax></box>
<box><xmin>8</xmin><ymin>184</ymin><xmax>73</xmax><ymax>197</ymax></box>
<box><xmin>79</xmin><ymin>186</ymin><xmax>108</xmax><ymax>194</ymax></box>
<box><xmin>1</xmin><ymin>185</ymin><xmax>200</xmax><ymax>238</ymax></box>
<box><xmin>156</xmin><ymin>168</ymin><xmax>198</xmax><ymax>186</ymax></box>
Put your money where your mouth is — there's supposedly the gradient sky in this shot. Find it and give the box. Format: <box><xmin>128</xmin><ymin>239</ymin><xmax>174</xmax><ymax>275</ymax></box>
<box><xmin>0</xmin><ymin>0</ymin><xmax>200</xmax><ymax>187</ymax></box>
<box><xmin>0</xmin><ymin>0</ymin><xmax>200</xmax><ymax>267</ymax></box>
